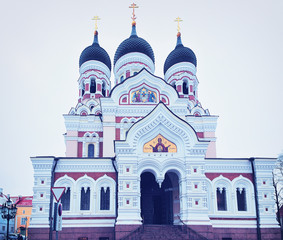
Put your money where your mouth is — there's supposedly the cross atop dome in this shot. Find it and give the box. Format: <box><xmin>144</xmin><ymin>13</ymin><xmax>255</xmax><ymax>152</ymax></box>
<box><xmin>129</xmin><ymin>2</ymin><xmax>139</xmax><ymax>25</ymax></box>
<box><xmin>92</xmin><ymin>16</ymin><xmax>101</xmax><ymax>32</ymax></box>
<box><xmin>174</xmin><ymin>17</ymin><xmax>183</xmax><ymax>35</ymax></box>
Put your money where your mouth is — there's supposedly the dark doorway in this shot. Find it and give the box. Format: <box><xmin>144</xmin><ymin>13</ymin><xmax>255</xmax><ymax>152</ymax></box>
<box><xmin>141</xmin><ymin>172</ymin><xmax>174</xmax><ymax>225</ymax></box>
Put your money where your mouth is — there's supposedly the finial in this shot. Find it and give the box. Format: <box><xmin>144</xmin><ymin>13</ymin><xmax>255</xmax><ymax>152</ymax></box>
<box><xmin>129</xmin><ymin>2</ymin><xmax>139</xmax><ymax>25</ymax></box>
<box><xmin>174</xmin><ymin>17</ymin><xmax>183</xmax><ymax>35</ymax></box>
<box><xmin>92</xmin><ymin>16</ymin><xmax>101</xmax><ymax>32</ymax></box>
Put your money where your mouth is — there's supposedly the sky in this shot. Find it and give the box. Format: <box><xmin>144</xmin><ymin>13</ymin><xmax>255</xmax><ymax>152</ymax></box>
<box><xmin>0</xmin><ymin>0</ymin><xmax>283</xmax><ymax>196</ymax></box>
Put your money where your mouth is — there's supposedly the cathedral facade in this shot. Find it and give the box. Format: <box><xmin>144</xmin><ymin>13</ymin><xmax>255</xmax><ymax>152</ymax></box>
<box><xmin>29</xmin><ymin>18</ymin><xmax>280</xmax><ymax>240</ymax></box>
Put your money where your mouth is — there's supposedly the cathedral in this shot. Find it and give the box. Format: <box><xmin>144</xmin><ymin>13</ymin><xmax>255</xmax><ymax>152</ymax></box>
<box><xmin>29</xmin><ymin>6</ymin><xmax>280</xmax><ymax>240</ymax></box>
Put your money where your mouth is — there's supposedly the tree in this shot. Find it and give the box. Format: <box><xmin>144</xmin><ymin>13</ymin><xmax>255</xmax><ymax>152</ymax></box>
<box><xmin>273</xmin><ymin>151</ymin><xmax>283</xmax><ymax>239</ymax></box>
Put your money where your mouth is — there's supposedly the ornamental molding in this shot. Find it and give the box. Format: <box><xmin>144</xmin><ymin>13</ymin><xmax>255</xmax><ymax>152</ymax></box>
<box><xmin>79</xmin><ymin>60</ymin><xmax>111</xmax><ymax>79</ymax></box>
<box><xmin>56</xmin><ymin>163</ymin><xmax>115</xmax><ymax>172</ymax></box>
<box><xmin>165</xmin><ymin>62</ymin><xmax>196</xmax><ymax>81</ymax></box>
<box><xmin>79</xmin><ymin>69</ymin><xmax>111</xmax><ymax>87</ymax></box>
<box><xmin>114</xmin><ymin>52</ymin><xmax>155</xmax><ymax>82</ymax></box>
<box><xmin>205</xmin><ymin>164</ymin><xmax>252</xmax><ymax>173</ymax></box>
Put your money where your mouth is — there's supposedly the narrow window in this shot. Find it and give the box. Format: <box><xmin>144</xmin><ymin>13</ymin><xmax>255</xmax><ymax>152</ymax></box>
<box><xmin>88</xmin><ymin>144</ymin><xmax>95</xmax><ymax>158</ymax></box>
<box><xmin>80</xmin><ymin>187</ymin><xmax>90</xmax><ymax>210</ymax></box>
<box><xmin>82</xmin><ymin>83</ymin><xmax>85</xmax><ymax>96</ymax></box>
<box><xmin>61</xmin><ymin>187</ymin><xmax>71</xmax><ymax>211</ymax></box>
<box><xmin>90</xmin><ymin>79</ymin><xmax>96</xmax><ymax>93</ymax></box>
<box><xmin>237</xmin><ymin>188</ymin><xmax>247</xmax><ymax>211</ymax></box>
<box><xmin>21</xmin><ymin>217</ymin><xmax>27</xmax><ymax>225</ymax></box>
<box><xmin>102</xmin><ymin>82</ymin><xmax>106</xmax><ymax>97</ymax></box>
<box><xmin>217</xmin><ymin>187</ymin><xmax>227</xmax><ymax>211</ymax></box>
<box><xmin>120</xmin><ymin>76</ymin><xmax>125</xmax><ymax>82</ymax></box>
<box><xmin>100</xmin><ymin>187</ymin><xmax>110</xmax><ymax>210</ymax></box>
<box><xmin>172</xmin><ymin>82</ymin><xmax>177</xmax><ymax>90</ymax></box>
<box><xmin>183</xmin><ymin>81</ymin><xmax>189</xmax><ymax>94</ymax></box>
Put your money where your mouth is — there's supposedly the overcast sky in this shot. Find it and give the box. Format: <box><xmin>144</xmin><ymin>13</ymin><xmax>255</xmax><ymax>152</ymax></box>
<box><xmin>0</xmin><ymin>0</ymin><xmax>283</xmax><ymax>196</ymax></box>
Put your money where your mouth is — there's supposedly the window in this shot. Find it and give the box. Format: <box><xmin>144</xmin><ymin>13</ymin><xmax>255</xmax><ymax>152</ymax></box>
<box><xmin>2</xmin><ymin>226</ymin><xmax>5</xmax><ymax>231</ymax></box>
<box><xmin>21</xmin><ymin>217</ymin><xmax>27</xmax><ymax>225</ymax></box>
<box><xmin>102</xmin><ymin>82</ymin><xmax>106</xmax><ymax>97</ymax></box>
<box><xmin>236</xmin><ymin>188</ymin><xmax>247</xmax><ymax>211</ymax></box>
<box><xmin>90</xmin><ymin>79</ymin><xmax>96</xmax><ymax>93</ymax></box>
<box><xmin>183</xmin><ymin>81</ymin><xmax>188</xmax><ymax>94</ymax></box>
<box><xmin>172</xmin><ymin>82</ymin><xmax>176</xmax><ymax>90</ymax></box>
<box><xmin>80</xmin><ymin>187</ymin><xmax>90</xmax><ymax>210</ymax></box>
<box><xmin>23</xmin><ymin>210</ymin><xmax>25</xmax><ymax>214</ymax></box>
<box><xmin>100</xmin><ymin>187</ymin><xmax>110</xmax><ymax>210</ymax></box>
<box><xmin>88</xmin><ymin>144</ymin><xmax>95</xmax><ymax>158</ymax></box>
<box><xmin>120</xmin><ymin>76</ymin><xmax>125</xmax><ymax>82</ymax></box>
<box><xmin>61</xmin><ymin>187</ymin><xmax>71</xmax><ymax>211</ymax></box>
<box><xmin>82</xmin><ymin>83</ymin><xmax>85</xmax><ymax>96</ymax></box>
<box><xmin>133</xmin><ymin>72</ymin><xmax>138</xmax><ymax>75</ymax></box>
<box><xmin>217</xmin><ymin>187</ymin><xmax>227</xmax><ymax>211</ymax></box>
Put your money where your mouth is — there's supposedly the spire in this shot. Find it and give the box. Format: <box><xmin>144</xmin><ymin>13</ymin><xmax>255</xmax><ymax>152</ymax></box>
<box><xmin>176</xmin><ymin>32</ymin><xmax>183</xmax><ymax>47</ymax></box>
<box><xmin>131</xmin><ymin>22</ymin><xmax>137</xmax><ymax>37</ymax></box>
<box><xmin>93</xmin><ymin>30</ymin><xmax>99</xmax><ymax>45</ymax></box>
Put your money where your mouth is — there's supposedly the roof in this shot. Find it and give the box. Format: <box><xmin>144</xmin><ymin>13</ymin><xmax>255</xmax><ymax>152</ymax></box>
<box><xmin>79</xmin><ymin>31</ymin><xmax>111</xmax><ymax>70</ymax></box>
<box><xmin>10</xmin><ymin>196</ymin><xmax>33</xmax><ymax>207</ymax></box>
<box><xmin>114</xmin><ymin>24</ymin><xmax>155</xmax><ymax>65</ymax></box>
<box><xmin>164</xmin><ymin>33</ymin><xmax>197</xmax><ymax>74</ymax></box>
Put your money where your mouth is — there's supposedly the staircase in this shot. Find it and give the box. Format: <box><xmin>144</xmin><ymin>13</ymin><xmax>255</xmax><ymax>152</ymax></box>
<box><xmin>121</xmin><ymin>224</ymin><xmax>208</xmax><ymax>240</ymax></box>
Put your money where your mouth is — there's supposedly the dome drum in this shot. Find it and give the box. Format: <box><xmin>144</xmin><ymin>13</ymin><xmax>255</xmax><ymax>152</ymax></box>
<box><xmin>114</xmin><ymin>52</ymin><xmax>155</xmax><ymax>84</ymax></box>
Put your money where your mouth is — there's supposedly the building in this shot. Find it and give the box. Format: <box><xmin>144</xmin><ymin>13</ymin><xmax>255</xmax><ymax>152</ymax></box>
<box><xmin>11</xmin><ymin>196</ymin><xmax>33</xmax><ymax>238</ymax></box>
<box><xmin>28</xmin><ymin>13</ymin><xmax>280</xmax><ymax>240</ymax></box>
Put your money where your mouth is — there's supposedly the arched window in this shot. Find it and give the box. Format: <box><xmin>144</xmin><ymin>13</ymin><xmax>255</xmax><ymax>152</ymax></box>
<box><xmin>172</xmin><ymin>82</ymin><xmax>176</xmax><ymax>90</ymax></box>
<box><xmin>100</xmin><ymin>187</ymin><xmax>110</xmax><ymax>210</ymax></box>
<box><xmin>61</xmin><ymin>187</ymin><xmax>70</xmax><ymax>211</ymax></box>
<box><xmin>236</xmin><ymin>188</ymin><xmax>247</xmax><ymax>211</ymax></box>
<box><xmin>82</xmin><ymin>83</ymin><xmax>85</xmax><ymax>96</ymax></box>
<box><xmin>88</xmin><ymin>144</ymin><xmax>94</xmax><ymax>158</ymax></box>
<box><xmin>90</xmin><ymin>79</ymin><xmax>96</xmax><ymax>93</ymax></box>
<box><xmin>80</xmin><ymin>187</ymin><xmax>90</xmax><ymax>210</ymax></box>
<box><xmin>120</xmin><ymin>76</ymin><xmax>125</xmax><ymax>83</ymax></box>
<box><xmin>133</xmin><ymin>72</ymin><xmax>138</xmax><ymax>76</ymax></box>
<box><xmin>183</xmin><ymin>81</ymin><xmax>189</xmax><ymax>94</ymax></box>
<box><xmin>102</xmin><ymin>82</ymin><xmax>106</xmax><ymax>97</ymax></box>
<box><xmin>217</xmin><ymin>187</ymin><xmax>227</xmax><ymax>211</ymax></box>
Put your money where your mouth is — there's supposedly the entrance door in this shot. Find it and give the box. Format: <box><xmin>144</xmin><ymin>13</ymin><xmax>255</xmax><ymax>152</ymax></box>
<box><xmin>141</xmin><ymin>172</ymin><xmax>173</xmax><ymax>225</ymax></box>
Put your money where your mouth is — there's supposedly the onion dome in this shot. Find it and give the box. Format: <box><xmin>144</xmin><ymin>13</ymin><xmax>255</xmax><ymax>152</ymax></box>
<box><xmin>114</xmin><ymin>23</ymin><xmax>155</xmax><ymax>65</ymax></box>
<box><xmin>79</xmin><ymin>31</ymin><xmax>111</xmax><ymax>70</ymax></box>
<box><xmin>164</xmin><ymin>32</ymin><xmax>197</xmax><ymax>74</ymax></box>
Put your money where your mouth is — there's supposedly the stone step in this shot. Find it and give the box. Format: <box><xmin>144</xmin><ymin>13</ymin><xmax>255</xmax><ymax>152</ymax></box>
<box><xmin>121</xmin><ymin>224</ymin><xmax>207</xmax><ymax>240</ymax></box>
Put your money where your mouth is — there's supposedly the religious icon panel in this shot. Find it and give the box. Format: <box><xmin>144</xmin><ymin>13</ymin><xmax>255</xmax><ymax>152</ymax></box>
<box><xmin>143</xmin><ymin>134</ymin><xmax>177</xmax><ymax>153</ymax></box>
<box><xmin>131</xmin><ymin>87</ymin><xmax>157</xmax><ymax>104</ymax></box>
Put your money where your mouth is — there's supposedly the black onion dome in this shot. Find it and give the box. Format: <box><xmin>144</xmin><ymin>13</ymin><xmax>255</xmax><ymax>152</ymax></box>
<box><xmin>164</xmin><ymin>33</ymin><xmax>197</xmax><ymax>74</ymax></box>
<box><xmin>79</xmin><ymin>31</ymin><xmax>111</xmax><ymax>70</ymax></box>
<box><xmin>114</xmin><ymin>24</ymin><xmax>155</xmax><ymax>65</ymax></box>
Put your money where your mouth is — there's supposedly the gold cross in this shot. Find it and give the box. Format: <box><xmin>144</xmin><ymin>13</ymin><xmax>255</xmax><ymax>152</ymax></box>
<box><xmin>129</xmin><ymin>2</ymin><xmax>139</xmax><ymax>22</ymax></box>
<box><xmin>92</xmin><ymin>16</ymin><xmax>101</xmax><ymax>31</ymax></box>
<box><xmin>175</xmin><ymin>17</ymin><xmax>183</xmax><ymax>33</ymax></box>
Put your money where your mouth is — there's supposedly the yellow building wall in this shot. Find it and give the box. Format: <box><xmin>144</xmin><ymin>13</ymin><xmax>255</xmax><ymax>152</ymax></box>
<box><xmin>15</xmin><ymin>206</ymin><xmax>32</xmax><ymax>237</ymax></box>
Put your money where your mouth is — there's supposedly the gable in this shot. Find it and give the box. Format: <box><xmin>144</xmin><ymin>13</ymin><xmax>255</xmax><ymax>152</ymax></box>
<box><xmin>115</xmin><ymin>102</ymin><xmax>209</xmax><ymax>156</ymax></box>
<box><xmin>108</xmin><ymin>68</ymin><xmax>181</xmax><ymax>106</ymax></box>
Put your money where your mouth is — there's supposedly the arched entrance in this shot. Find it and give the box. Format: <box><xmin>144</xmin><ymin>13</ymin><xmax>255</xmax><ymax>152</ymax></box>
<box><xmin>140</xmin><ymin>171</ymin><xmax>179</xmax><ymax>225</ymax></box>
